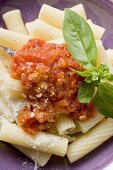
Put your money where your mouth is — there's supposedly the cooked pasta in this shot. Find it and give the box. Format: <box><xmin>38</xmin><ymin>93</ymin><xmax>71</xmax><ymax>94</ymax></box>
<box><xmin>96</xmin><ymin>40</ymin><xmax>113</xmax><ymax>73</ymax></box>
<box><xmin>106</xmin><ymin>49</ymin><xmax>113</xmax><ymax>66</ymax></box>
<box><xmin>26</xmin><ymin>19</ymin><xmax>63</xmax><ymax>40</ymax></box>
<box><xmin>38</xmin><ymin>4</ymin><xmax>86</xmax><ymax>29</ymax></box>
<box><xmin>0</xmin><ymin>61</ymin><xmax>23</xmax><ymax>99</ymax></box>
<box><xmin>75</xmin><ymin>112</ymin><xmax>104</xmax><ymax>133</ymax></box>
<box><xmin>13</xmin><ymin>145</ymin><xmax>51</xmax><ymax>167</ymax></box>
<box><xmin>95</xmin><ymin>40</ymin><xmax>107</xmax><ymax>66</ymax></box>
<box><xmin>56</xmin><ymin>114</ymin><xmax>76</xmax><ymax>135</ymax></box>
<box><xmin>0</xmin><ymin>121</ymin><xmax>68</xmax><ymax>156</ymax></box>
<box><xmin>87</xmin><ymin>19</ymin><xmax>105</xmax><ymax>40</ymax></box>
<box><xmin>67</xmin><ymin>118</ymin><xmax>113</xmax><ymax>163</ymax></box>
<box><xmin>70</xmin><ymin>4</ymin><xmax>87</xmax><ymax>20</ymax></box>
<box><xmin>3</xmin><ymin>10</ymin><xmax>28</xmax><ymax>35</ymax></box>
<box><xmin>0</xmin><ymin>28</ymin><xmax>30</xmax><ymax>50</ymax></box>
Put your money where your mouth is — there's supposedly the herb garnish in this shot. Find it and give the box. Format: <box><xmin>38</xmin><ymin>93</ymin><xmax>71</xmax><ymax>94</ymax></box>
<box><xmin>63</xmin><ymin>9</ymin><xmax>113</xmax><ymax>118</ymax></box>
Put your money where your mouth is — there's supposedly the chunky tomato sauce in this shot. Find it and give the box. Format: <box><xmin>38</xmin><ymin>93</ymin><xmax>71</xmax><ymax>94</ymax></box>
<box><xmin>11</xmin><ymin>39</ymin><xmax>95</xmax><ymax>135</ymax></box>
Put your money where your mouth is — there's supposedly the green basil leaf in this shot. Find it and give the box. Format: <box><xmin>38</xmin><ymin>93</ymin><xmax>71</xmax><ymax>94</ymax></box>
<box><xmin>63</xmin><ymin>9</ymin><xmax>97</xmax><ymax>69</ymax></box>
<box><xmin>108</xmin><ymin>74</ymin><xmax>113</xmax><ymax>81</ymax></box>
<box><xmin>93</xmin><ymin>90</ymin><xmax>109</xmax><ymax>117</ymax></box>
<box><xmin>93</xmin><ymin>82</ymin><xmax>113</xmax><ymax>118</ymax></box>
<box><xmin>78</xmin><ymin>82</ymin><xmax>95</xmax><ymax>104</ymax></box>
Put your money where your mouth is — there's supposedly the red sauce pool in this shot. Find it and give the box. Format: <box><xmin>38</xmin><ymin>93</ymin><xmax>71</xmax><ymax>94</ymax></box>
<box><xmin>11</xmin><ymin>39</ymin><xmax>95</xmax><ymax>135</ymax></box>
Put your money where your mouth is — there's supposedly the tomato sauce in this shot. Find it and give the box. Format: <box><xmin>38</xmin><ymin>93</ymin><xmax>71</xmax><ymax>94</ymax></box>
<box><xmin>11</xmin><ymin>39</ymin><xmax>95</xmax><ymax>135</ymax></box>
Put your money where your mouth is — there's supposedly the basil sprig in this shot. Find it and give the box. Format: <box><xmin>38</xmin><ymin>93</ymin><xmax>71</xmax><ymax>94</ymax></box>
<box><xmin>63</xmin><ymin>9</ymin><xmax>113</xmax><ymax>118</ymax></box>
<box><xmin>94</xmin><ymin>83</ymin><xmax>113</xmax><ymax>118</ymax></box>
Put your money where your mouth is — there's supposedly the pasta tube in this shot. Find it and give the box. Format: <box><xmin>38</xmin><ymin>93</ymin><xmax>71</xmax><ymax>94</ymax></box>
<box><xmin>67</xmin><ymin>118</ymin><xmax>113</xmax><ymax>163</ymax></box>
<box><xmin>87</xmin><ymin>19</ymin><xmax>105</xmax><ymax>40</ymax></box>
<box><xmin>75</xmin><ymin>112</ymin><xmax>104</xmax><ymax>133</ymax></box>
<box><xmin>96</xmin><ymin>40</ymin><xmax>113</xmax><ymax>73</ymax></box>
<box><xmin>0</xmin><ymin>121</ymin><xmax>68</xmax><ymax>156</ymax></box>
<box><xmin>56</xmin><ymin>114</ymin><xmax>76</xmax><ymax>135</ymax></box>
<box><xmin>38</xmin><ymin>4</ymin><xmax>86</xmax><ymax>29</ymax></box>
<box><xmin>70</xmin><ymin>4</ymin><xmax>87</xmax><ymax>20</ymax></box>
<box><xmin>0</xmin><ymin>62</ymin><xmax>23</xmax><ymax>99</ymax></box>
<box><xmin>26</xmin><ymin>19</ymin><xmax>63</xmax><ymax>40</ymax></box>
<box><xmin>3</xmin><ymin>10</ymin><xmax>28</xmax><ymax>34</ymax></box>
<box><xmin>13</xmin><ymin>145</ymin><xmax>51</xmax><ymax>167</ymax></box>
<box><xmin>96</xmin><ymin>40</ymin><xmax>107</xmax><ymax>67</ymax></box>
<box><xmin>0</xmin><ymin>28</ymin><xmax>30</xmax><ymax>50</ymax></box>
<box><xmin>106</xmin><ymin>49</ymin><xmax>113</xmax><ymax>66</ymax></box>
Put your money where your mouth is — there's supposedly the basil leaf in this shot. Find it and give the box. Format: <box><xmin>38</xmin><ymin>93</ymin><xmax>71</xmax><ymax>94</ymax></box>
<box><xmin>63</xmin><ymin>9</ymin><xmax>97</xmax><ymax>69</ymax></box>
<box><xmin>93</xmin><ymin>90</ymin><xmax>109</xmax><ymax>117</ymax></box>
<box><xmin>78</xmin><ymin>82</ymin><xmax>95</xmax><ymax>104</ymax></box>
<box><xmin>94</xmin><ymin>82</ymin><xmax>113</xmax><ymax>118</ymax></box>
<box><xmin>108</xmin><ymin>74</ymin><xmax>113</xmax><ymax>81</ymax></box>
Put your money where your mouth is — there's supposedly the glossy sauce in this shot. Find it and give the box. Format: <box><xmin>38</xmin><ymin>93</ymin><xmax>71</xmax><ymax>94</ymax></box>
<box><xmin>11</xmin><ymin>39</ymin><xmax>95</xmax><ymax>135</ymax></box>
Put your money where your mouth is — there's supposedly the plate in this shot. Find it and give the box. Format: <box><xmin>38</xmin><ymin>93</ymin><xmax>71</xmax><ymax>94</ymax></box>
<box><xmin>0</xmin><ymin>0</ymin><xmax>113</xmax><ymax>169</ymax></box>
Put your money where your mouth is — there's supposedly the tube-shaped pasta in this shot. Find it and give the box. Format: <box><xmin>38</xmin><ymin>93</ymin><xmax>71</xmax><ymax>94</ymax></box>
<box><xmin>0</xmin><ymin>28</ymin><xmax>30</xmax><ymax>50</ymax></box>
<box><xmin>87</xmin><ymin>19</ymin><xmax>105</xmax><ymax>40</ymax></box>
<box><xmin>56</xmin><ymin>114</ymin><xmax>76</xmax><ymax>135</ymax></box>
<box><xmin>70</xmin><ymin>4</ymin><xmax>87</xmax><ymax>20</ymax></box>
<box><xmin>3</xmin><ymin>10</ymin><xmax>28</xmax><ymax>35</ymax></box>
<box><xmin>0</xmin><ymin>63</ymin><xmax>23</xmax><ymax>117</ymax></box>
<box><xmin>13</xmin><ymin>145</ymin><xmax>51</xmax><ymax>167</ymax></box>
<box><xmin>0</xmin><ymin>121</ymin><xmax>68</xmax><ymax>156</ymax></box>
<box><xmin>38</xmin><ymin>4</ymin><xmax>86</xmax><ymax>29</ymax></box>
<box><xmin>39</xmin><ymin>4</ymin><xmax>63</xmax><ymax>29</ymax></box>
<box><xmin>96</xmin><ymin>40</ymin><xmax>113</xmax><ymax>73</ymax></box>
<box><xmin>106</xmin><ymin>49</ymin><xmax>113</xmax><ymax>66</ymax></box>
<box><xmin>75</xmin><ymin>112</ymin><xmax>104</xmax><ymax>133</ymax></box>
<box><xmin>26</xmin><ymin>19</ymin><xmax>63</xmax><ymax>40</ymax></box>
<box><xmin>96</xmin><ymin>40</ymin><xmax>107</xmax><ymax>67</ymax></box>
<box><xmin>0</xmin><ymin>48</ymin><xmax>11</xmax><ymax>66</ymax></box>
<box><xmin>0</xmin><ymin>61</ymin><xmax>23</xmax><ymax>99</ymax></box>
<box><xmin>67</xmin><ymin>118</ymin><xmax>113</xmax><ymax>163</ymax></box>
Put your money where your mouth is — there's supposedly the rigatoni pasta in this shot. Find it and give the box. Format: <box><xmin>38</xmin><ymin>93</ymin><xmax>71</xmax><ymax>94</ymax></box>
<box><xmin>26</xmin><ymin>19</ymin><xmax>63</xmax><ymax>40</ymax></box>
<box><xmin>67</xmin><ymin>118</ymin><xmax>113</xmax><ymax>163</ymax></box>
<box><xmin>106</xmin><ymin>49</ymin><xmax>113</xmax><ymax>66</ymax></box>
<box><xmin>70</xmin><ymin>4</ymin><xmax>87</xmax><ymax>20</ymax></box>
<box><xmin>13</xmin><ymin>145</ymin><xmax>51</xmax><ymax>167</ymax></box>
<box><xmin>96</xmin><ymin>40</ymin><xmax>107</xmax><ymax>66</ymax></box>
<box><xmin>0</xmin><ymin>61</ymin><xmax>23</xmax><ymax>99</ymax></box>
<box><xmin>0</xmin><ymin>28</ymin><xmax>30</xmax><ymax>50</ymax></box>
<box><xmin>3</xmin><ymin>10</ymin><xmax>28</xmax><ymax>35</ymax></box>
<box><xmin>87</xmin><ymin>19</ymin><xmax>105</xmax><ymax>40</ymax></box>
<box><xmin>0</xmin><ymin>121</ymin><xmax>68</xmax><ymax>156</ymax></box>
<box><xmin>56</xmin><ymin>114</ymin><xmax>76</xmax><ymax>135</ymax></box>
<box><xmin>39</xmin><ymin>4</ymin><xmax>64</xmax><ymax>29</ymax></box>
<box><xmin>75</xmin><ymin>112</ymin><xmax>104</xmax><ymax>133</ymax></box>
<box><xmin>38</xmin><ymin>4</ymin><xmax>86</xmax><ymax>29</ymax></box>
